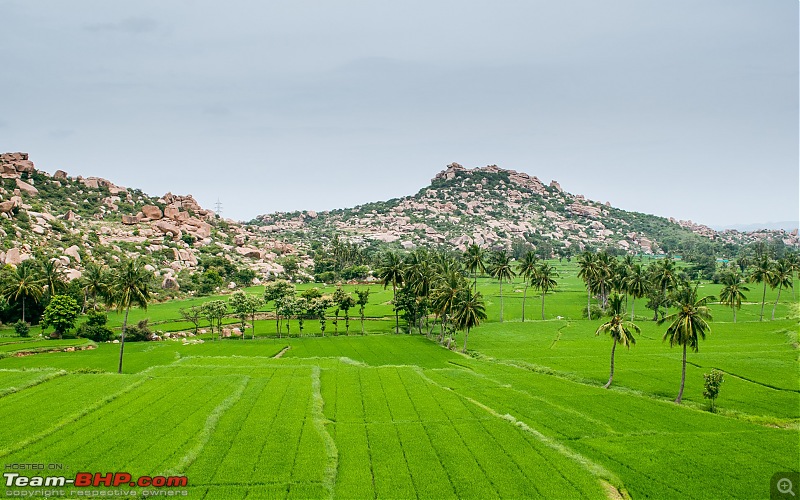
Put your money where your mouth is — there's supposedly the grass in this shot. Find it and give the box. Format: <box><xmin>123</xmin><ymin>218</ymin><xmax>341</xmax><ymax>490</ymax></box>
<box><xmin>0</xmin><ymin>263</ymin><xmax>796</xmax><ymax>498</ymax></box>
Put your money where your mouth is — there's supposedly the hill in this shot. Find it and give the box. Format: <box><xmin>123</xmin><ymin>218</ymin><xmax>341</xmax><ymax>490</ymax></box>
<box><xmin>253</xmin><ymin>162</ymin><xmax>799</xmax><ymax>256</ymax></box>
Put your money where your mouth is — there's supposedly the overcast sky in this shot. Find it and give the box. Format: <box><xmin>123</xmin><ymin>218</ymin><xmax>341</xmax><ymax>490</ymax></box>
<box><xmin>1</xmin><ymin>1</ymin><xmax>797</xmax><ymax>227</ymax></box>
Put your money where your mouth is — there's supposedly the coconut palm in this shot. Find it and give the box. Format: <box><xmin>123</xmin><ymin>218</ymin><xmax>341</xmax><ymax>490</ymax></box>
<box><xmin>487</xmin><ymin>250</ymin><xmax>515</xmax><ymax>322</ymax></box>
<box><xmin>81</xmin><ymin>262</ymin><xmax>110</xmax><ymax>311</ymax></box>
<box><xmin>516</xmin><ymin>251</ymin><xmax>538</xmax><ymax>322</ymax></box>
<box><xmin>452</xmin><ymin>287</ymin><xmax>487</xmax><ymax>353</ymax></box>
<box><xmin>718</xmin><ymin>270</ymin><xmax>749</xmax><ymax>323</ymax></box>
<box><xmin>108</xmin><ymin>260</ymin><xmax>152</xmax><ymax>374</ymax></box>
<box><xmin>785</xmin><ymin>252</ymin><xmax>799</xmax><ymax>301</ymax></box>
<box><xmin>659</xmin><ymin>285</ymin><xmax>713</xmax><ymax>404</ymax></box>
<box><xmin>577</xmin><ymin>252</ymin><xmax>598</xmax><ymax>318</ymax></box>
<box><xmin>653</xmin><ymin>257</ymin><xmax>679</xmax><ymax>318</ymax></box>
<box><xmin>431</xmin><ymin>269</ymin><xmax>466</xmax><ymax>345</ymax></box>
<box><xmin>748</xmin><ymin>257</ymin><xmax>774</xmax><ymax>322</ymax></box>
<box><xmin>531</xmin><ymin>262</ymin><xmax>559</xmax><ymax>320</ymax></box>
<box><xmin>626</xmin><ymin>264</ymin><xmax>649</xmax><ymax>321</ymax></box>
<box><xmin>595</xmin><ymin>295</ymin><xmax>639</xmax><ymax>389</ymax></box>
<box><xmin>769</xmin><ymin>259</ymin><xmax>794</xmax><ymax>321</ymax></box>
<box><xmin>463</xmin><ymin>244</ymin><xmax>487</xmax><ymax>291</ymax></box>
<box><xmin>1</xmin><ymin>261</ymin><xmax>44</xmax><ymax>323</ymax></box>
<box><xmin>39</xmin><ymin>259</ymin><xmax>67</xmax><ymax>299</ymax></box>
<box><xmin>377</xmin><ymin>251</ymin><xmax>404</xmax><ymax>333</ymax></box>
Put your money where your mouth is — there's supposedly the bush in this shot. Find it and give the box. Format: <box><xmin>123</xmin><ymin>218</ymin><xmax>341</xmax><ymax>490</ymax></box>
<box><xmin>14</xmin><ymin>320</ymin><xmax>29</xmax><ymax>337</ymax></box>
<box><xmin>124</xmin><ymin>319</ymin><xmax>153</xmax><ymax>342</ymax></box>
<box><xmin>581</xmin><ymin>305</ymin><xmax>604</xmax><ymax>320</ymax></box>
<box><xmin>76</xmin><ymin>312</ymin><xmax>115</xmax><ymax>342</ymax></box>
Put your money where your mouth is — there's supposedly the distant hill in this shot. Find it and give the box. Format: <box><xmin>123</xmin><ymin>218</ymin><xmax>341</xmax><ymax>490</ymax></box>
<box><xmin>253</xmin><ymin>162</ymin><xmax>799</xmax><ymax>256</ymax></box>
<box><xmin>712</xmin><ymin>221</ymin><xmax>799</xmax><ymax>233</ymax></box>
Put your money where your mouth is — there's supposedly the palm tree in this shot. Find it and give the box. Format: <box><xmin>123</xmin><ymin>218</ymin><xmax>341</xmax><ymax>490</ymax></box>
<box><xmin>626</xmin><ymin>264</ymin><xmax>649</xmax><ymax>321</ymax></box>
<box><xmin>769</xmin><ymin>259</ymin><xmax>793</xmax><ymax>321</ymax></box>
<box><xmin>653</xmin><ymin>257</ymin><xmax>679</xmax><ymax>318</ymax></box>
<box><xmin>785</xmin><ymin>252</ymin><xmax>799</xmax><ymax>301</ymax></box>
<box><xmin>81</xmin><ymin>262</ymin><xmax>109</xmax><ymax>311</ymax></box>
<box><xmin>108</xmin><ymin>260</ymin><xmax>152</xmax><ymax>374</ymax></box>
<box><xmin>659</xmin><ymin>285</ymin><xmax>713</xmax><ymax>404</ymax></box>
<box><xmin>595</xmin><ymin>295</ymin><xmax>639</xmax><ymax>389</ymax></box>
<box><xmin>1</xmin><ymin>262</ymin><xmax>44</xmax><ymax>323</ymax></box>
<box><xmin>718</xmin><ymin>270</ymin><xmax>749</xmax><ymax>323</ymax></box>
<box><xmin>377</xmin><ymin>251</ymin><xmax>404</xmax><ymax>333</ymax></box>
<box><xmin>517</xmin><ymin>251</ymin><xmax>538</xmax><ymax>322</ymax></box>
<box><xmin>487</xmin><ymin>250</ymin><xmax>515</xmax><ymax>323</ymax></box>
<box><xmin>531</xmin><ymin>262</ymin><xmax>559</xmax><ymax>320</ymax></box>
<box><xmin>452</xmin><ymin>287</ymin><xmax>487</xmax><ymax>353</ymax></box>
<box><xmin>463</xmin><ymin>244</ymin><xmax>487</xmax><ymax>291</ymax></box>
<box><xmin>431</xmin><ymin>269</ymin><xmax>466</xmax><ymax>345</ymax></box>
<box><xmin>577</xmin><ymin>252</ymin><xmax>597</xmax><ymax>318</ymax></box>
<box><xmin>39</xmin><ymin>259</ymin><xmax>67</xmax><ymax>299</ymax></box>
<box><xmin>748</xmin><ymin>257</ymin><xmax>774</xmax><ymax>322</ymax></box>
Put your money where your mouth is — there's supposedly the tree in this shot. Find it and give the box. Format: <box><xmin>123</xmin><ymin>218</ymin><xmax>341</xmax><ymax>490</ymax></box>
<box><xmin>748</xmin><ymin>257</ymin><xmax>774</xmax><ymax>322</ymax></box>
<box><xmin>703</xmin><ymin>369</ymin><xmax>724</xmax><ymax>413</ymax></box>
<box><xmin>432</xmin><ymin>269</ymin><xmax>467</xmax><ymax>346</ymax></box>
<box><xmin>310</xmin><ymin>296</ymin><xmax>333</xmax><ymax>336</ymax></box>
<box><xmin>718</xmin><ymin>270</ymin><xmax>749</xmax><ymax>323</ymax></box>
<box><xmin>201</xmin><ymin>300</ymin><xmax>228</xmax><ymax>339</ymax></box>
<box><xmin>577</xmin><ymin>252</ymin><xmax>597</xmax><ymax>320</ymax></box>
<box><xmin>653</xmin><ymin>257</ymin><xmax>679</xmax><ymax>318</ymax></box>
<box><xmin>626</xmin><ymin>264</ymin><xmax>649</xmax><ymax>321</ymax></box>
<box><xmin>39</xmin><ymin>259</ymin><xmax>67</xmax><ymax>299</ymax></box>
<box><xmin>179</xmin><ymin>306</ymin><xmax>204</xmax><ymax>336</ymax></box>
<box><xmin>1</xmin><ymin>262</ymin><xmax>44</xmax><ymax>323</ymax></box>
<box><xmin>264</xmin><ymin>280</ymin><xmax>295</xmax><ymax>335</ymax></box>
<box><xmin>516</xmin><ymin>251</ymin><xmax>538</xmax><ymax>322</ymax></box>
<box><xmin>244</xmin><ymin>295</ymin><xmax>263</xmax><ymax>339</ymax></box>
<box><xmin>275</xmin><ymin>295</ymin><xmax>298</xmax><ymax>336</ymax></box>
<box><xmin>41</xmin><ymin>294</ymin><xmax>81</xmax><ymax>339</ymax></box>
<box><xmin>768</xmin><ymin>259</ymin><xmax>793</xmax><ymax>321</ymax></box>
<box><xmin>463</xmin><ymin>244</ymin><xmax>487</xmax><ymax>291</ymax></box>
<box><xmin>487</xmin><ymin>250</ymin><xmax>515</xmax><ymax>323</ymax></box>
<box><xmin>355</xmin><ymin>288</ymin><xmax>371</xmax><ymax>334</ymax></box>
<box><xmin>659</xmin><ymin>285</ymin><xmax>713</xmax><ymax>404</ymax></box>
<box><xmin>377</xmin><ymin>252</ymin><xmax>404</xmax><ymax>334</ymax></box>
<box><xmin>331</xmin><ymin>286</ymin><xmax>348</xmax><ymax>335</ymax></box>
<box><xmin>452</xmin><ymin>287</ymin><xmax>487</xmax><ymax>353</ymax></box>
<box><xmin>108</xmin><ymin>260</ymin><xmax>152</xmax><ymax>374</ymax></box>
<box><xmin>81</xmin><ymin>262</ymin><xmax>110</xmax><ymax>312</ymax></box>
<box><xmin>230</xmin><ymin>291</ymin><xmax>251</xmax><ymax>338</ymax></box>
<box><xmin>339</xmin><ymin>294</ymin><xmax>356</xmax><ymax>335</ymax></box>
<box><xmin>531</xmin><ymin>262</ymin><xmax>559</xmax><ymax>320</ymax></box>
<box><xmin>594</xmin><ymin>295</ymin><xmax>638</xmax><ymax>388</ymax></box>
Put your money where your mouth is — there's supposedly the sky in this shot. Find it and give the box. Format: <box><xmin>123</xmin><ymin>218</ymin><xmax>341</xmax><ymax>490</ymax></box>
<box><xmin>1</xmin><ymin>1</ymin><xmax>797</xmax><ymax>227</ymax></box>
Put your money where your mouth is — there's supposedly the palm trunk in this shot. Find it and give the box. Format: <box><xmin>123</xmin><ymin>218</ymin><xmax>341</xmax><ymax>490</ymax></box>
<box><xmin>541</xmin><ymin>293</ymin><xmax>546</xmax><ymax>320</ymax></box>
<box><xmin>118</xmin><ymin>306</ymin><xmax>130</xmax><ymax>374</ymax></box>
<box><xmin>462</xmin><ymin>326</ymin><xmax>470</xmax><ymax>353</ymax></box>
<box><xmin>771</xmin><ymin>285</ymin><xmax>782</xmax><ymax>320</ymax></box>
<box><xmin>522</xmin><ymin>284</ymin><xmax>528</xmax><ymax>322</ymax></box>
<box><xmin>438</xmin><ymin>317</ymin><xmax>445</xmax><ymax>344</ymax></box>
<box><xmin>732</xmin><ymin>306</ymin><xmax>737</xmax><ymax>324</ymax></box>
<box><xmin>604</xmin><ymin>341</ymin><xmax>616</xmax><ymax>389</ymax></box>
<box><xmin>675</xmin><ymin>343</ymin><xmax>687</xmax><ymax>404</ymax></box>
<box><xmin>393</xmin><ymin>282</ymin><xmax>399</xmax><ymax>334</ymax></box>
<box><xmin>22</xmin><ymin>296</ymin><xmax>26</xmax><ymax>323</ymax></box>
<box><xmin>759</xmin><ymin>281</ymin><xmax>767</xmax><ymax>321</ymax></box>
<box><xmin>499</xmin><ymin>281</ymin><xmax>504</xmax><ymax>323</ymax></box>
<box><xmin>630</xmin><ymin>298</ymin><xmax>635</xmax><ymax>321</ymax></box>
<box><xmin>586</xmin><ymin>282</ymin><xmax>591</xmax><ymax>319</ymax></box>
<box><xmin>252</xmin><ymin>314</ymin><xmax>256</xmax><ymax>340</ymax></box>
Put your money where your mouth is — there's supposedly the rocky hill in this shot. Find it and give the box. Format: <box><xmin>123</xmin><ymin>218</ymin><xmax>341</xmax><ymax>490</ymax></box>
<box><xmin>0</xmin><ymin>153</ymin><xmax>306</xmax><ymax>293</ymax></box>
<box><xmin>253</xmin><ymin>162</ymin><xmax>799</xmax><ymax>255</ymax></box>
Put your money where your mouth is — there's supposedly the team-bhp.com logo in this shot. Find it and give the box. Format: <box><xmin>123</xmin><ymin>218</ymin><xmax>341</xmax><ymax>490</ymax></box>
<box><xmin>4</xmin><ymin>472</ymin><xmax>188</xmax><ymax>488</ymax></box>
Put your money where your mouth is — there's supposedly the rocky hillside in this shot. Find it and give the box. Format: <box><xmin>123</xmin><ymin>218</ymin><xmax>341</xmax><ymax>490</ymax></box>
<box><xmin>253</xmin><ymin>162</ymin><xmax>799</xmax><ymax>255</ymax></box>
<box><xmin>0</xmin><ymin>153</ymin><xmax>308</xmax><ymax>292</ymax></box>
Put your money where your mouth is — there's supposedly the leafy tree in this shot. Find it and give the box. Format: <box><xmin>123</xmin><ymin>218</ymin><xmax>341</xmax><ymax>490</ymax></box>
<box><xmin>1</xmin><ymin>261</ymin><xmax>44</xmax><ymax>323</ymax></box>
<box><xmin>179</xmin><ymin>305</ymin><xmax>204</xmax><ymax>336</ymax></box>
<box><xmin>309</xmin><ymin>296</ymin><xmax>333</xmax><ymax>336</ymax></box>
<box><xmin>452</xmin><ymin>287</ymin><xmax>487</xmax><ymax>353</ymax></box>
<box><xmin>76</xmin><ymin>311</ymin><xmax>115</xmax><ymax>342</ymax></box>
<box><xmin>659</xmin><ymin>285</ymin><xmax>714</xmax><ymax>404</ymax></box>
<box><xmin>332</xmin><ymin>286</ymin><xmax>348</xmax><ymax>335</ymax></box>
<box><xmin>230</xmin><ymin>290</ymin><xmax>251</xmax><ymax>336</ymax></box>
<box><xmin>718</xmin><ymin>270</ymin><xmax>749</xmax><ymax>323</ymax></box>
<box><xmin>487</xmin><ymin>250</ymin><xmax>516</xmax><ymax>323</ymax></box>
<box><xmin>294</xmin><ymin>297</ymin><xmax>310</xmax><ymax>336</ymax></box>
<box><xmin>595</xmin><ymin>295</ymin><xmax>639</xmax><ymax>388</ymax></box>
<box><xmin>355</xmin><ymin>288</ymin><xmax>371</xmax><ymax>334</ymax></box>
<box><xmin>275</xmin><ymin>295</ymin><xmax>299</xmax><ymax>336</ymax></box>
<box><xmin>516</xmin><ymin>251</ymin><xmax>538</xmax><ymax>322</ymax></box>
<box><xmin>748</xmin><ymin>256</ymin><xmax>774</xmax><ymax>322</ymax></box>
<box><xmin>531</xmin><ymin>262</ymin><xmax>559</xmax><ymax>320</ymax></box>
<box><xmin>377</xmin><ymin>252</ymin><xmax>404</xmax><ymax>334</ymax></box>
<box><xmin>703</xmin><ymin>369</ymin><xmax>724</xmax><ymax>413</ymax></box>
<box><xmin>768</xmin><ymin>259</ymin><xmax>793</xmax><ymax>320</ymax></box>
<box><xmin>13</xmin><ymin>319</ymin><xmax>29</xmax><ymax>337</ymax></box>
<box><xmin>41</xmin><ymin>294</ymin><xmax>81</xmax><ymax>338</ymax></box>
<box><xmin>201</xmin><ymin>300</ymin><xmax>228</xmax><ymax>339</ymax></box>
<box><xmin>339</xmin><ymin>294</ymin><xmax>356</xmax><ymax>335</ymax></box>
<box><xmin>108</xmin><ymin>260</ymin><xmax>152</xmax><ymax>374</ymax></box>
<box><xmin>264</xmin><ymin>280</ymin><xmax>295</xmax><ymax>335</ymax></box>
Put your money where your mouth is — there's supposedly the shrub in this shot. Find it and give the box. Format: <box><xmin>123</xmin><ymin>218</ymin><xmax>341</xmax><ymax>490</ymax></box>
<box><xmin>14</xmin><ymin>320</ymin><xmax>29</xmax><ymax>337</ymax></box>
<box><xmin>581</xmin><ymin>305</ymin><xmax>604</xmax><ymax>320</ymax></box>
<box><xmin>124</xmin><ymin>319</ymin><xmax>153</xmax><ymax>342</ymax></box>
<box><xmin>76</xmin><ymin>312</ymin><xmax>115</xmax><ymax>342</ymax></box>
